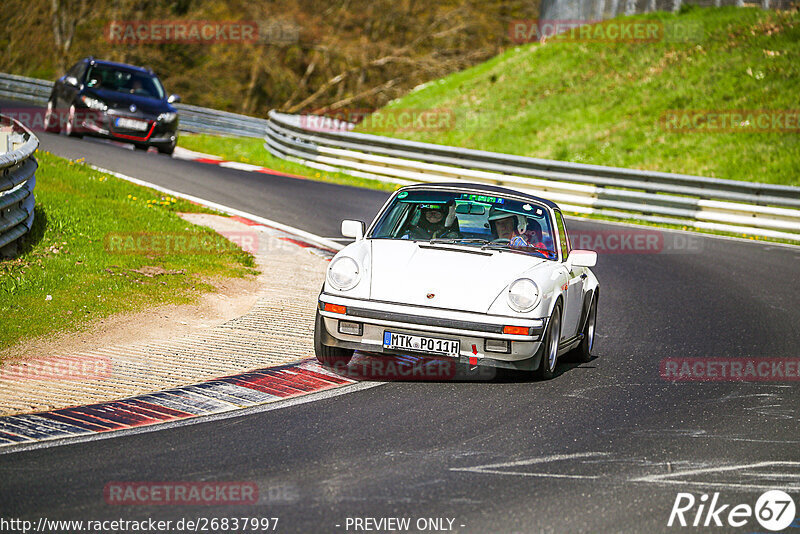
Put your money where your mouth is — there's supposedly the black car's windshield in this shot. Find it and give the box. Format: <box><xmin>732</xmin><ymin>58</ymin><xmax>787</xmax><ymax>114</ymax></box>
<box><xmin>84</xmin><ymin>65</ymin><xmax>166</xmax><ymax>100</ymax></box>
<box><xmin>369</xmin><ymin>189</ymin><xmax>558</xmax><ymax>259</ymax></box>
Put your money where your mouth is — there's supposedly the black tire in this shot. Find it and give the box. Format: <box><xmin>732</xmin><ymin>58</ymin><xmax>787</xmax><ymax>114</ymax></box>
<box><xmin>314</xmin><ymin>310</ymin><xmax>354</xmax><ymax>369</ymax></box>
<box><xmin>536</xmin><ymin>303</ymin><xmax>562</xmax><ymax>380</ymax></box>
<box><xmin>569</xmin><ymin>295</ymin><xmax>597</xmax><ymax>363</ymax></box>
<box><xmin>157</xmin><ymin>143</ymin><xmax>175</xmax><ymax>155</ymax></box>
<box><xmin>44</xmin><ymin>100</ymin><xmax>60</xmax><ymax>133</ymax></box>
<box><xmin>134</xmin><ymin>143</ymin><xmax>149</xmax><ymax>151</ymax></box>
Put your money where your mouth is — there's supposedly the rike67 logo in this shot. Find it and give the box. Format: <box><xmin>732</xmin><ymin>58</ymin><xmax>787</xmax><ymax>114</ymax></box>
<box><xmin>668</xmin><ymin>490</ymin><xmax>796</xmax><ymax>531</ymax></box>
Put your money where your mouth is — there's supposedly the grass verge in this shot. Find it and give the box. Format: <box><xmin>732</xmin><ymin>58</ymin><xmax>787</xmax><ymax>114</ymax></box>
<box><xmin>0</xmin><ymin>151</ymin><xmax>257</xmax><ymax>352</ymax></box>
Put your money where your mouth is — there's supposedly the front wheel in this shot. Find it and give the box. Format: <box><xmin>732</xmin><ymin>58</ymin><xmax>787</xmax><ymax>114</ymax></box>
<box><xmin>569</xmin><ymin>295</ymin><xmax>597</xmax><ymax>363</ymax></box>
<box><xmin>314</xmin><ymin>310</ymin><xmax>354</xmax><ymax>369</ymax></box>
<box><xmin>536</xmin><ymin>303</ymin><xmax>562</xmax><ymax>380</ymax></box>
<box><xmin>157</xmin><ymin>143</ymin><xmax>175</xmax><ymax>155</ymax></box>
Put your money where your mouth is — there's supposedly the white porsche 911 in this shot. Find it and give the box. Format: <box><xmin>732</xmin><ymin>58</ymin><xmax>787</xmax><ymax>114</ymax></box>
<box><xmin>314</xmin><ymin>183</ymin><xmax>599</xmax><ymax>379</ymax></box>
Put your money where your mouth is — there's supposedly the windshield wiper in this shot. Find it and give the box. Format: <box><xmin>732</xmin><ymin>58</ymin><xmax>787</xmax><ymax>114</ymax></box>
<box><xmin>428</xmin><ymin>238</ymin><xmax>489</xmax><ymax>245</ymax></box>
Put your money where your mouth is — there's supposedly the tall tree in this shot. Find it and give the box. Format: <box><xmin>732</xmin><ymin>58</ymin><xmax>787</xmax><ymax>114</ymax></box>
<box><xmin>50</xmin><ymin>0</ymin><xmax>89</xmax><ymax>73</ymax></box>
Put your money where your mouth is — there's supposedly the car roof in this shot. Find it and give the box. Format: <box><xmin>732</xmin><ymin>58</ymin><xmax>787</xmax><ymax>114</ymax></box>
<box><xmin>397</xmin><ymin>182</ymin><xmax>560</xmax><ymax>210</ymax></box>
<box><xmin>84</xmin><ymin>58</ymin><xmax>153</xmax><ymax>75</ymax></box>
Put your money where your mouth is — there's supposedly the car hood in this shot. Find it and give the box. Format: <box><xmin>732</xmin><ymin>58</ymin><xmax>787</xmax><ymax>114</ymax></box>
<box><xmin>85</xmin><ymin>88</ymin><xmax>171</xmax><ymax>115</ymax></box>
<box><xmin>369</xmin><ymin>240</ymin><xmax>547</xmax><ymax>314</ymax></box>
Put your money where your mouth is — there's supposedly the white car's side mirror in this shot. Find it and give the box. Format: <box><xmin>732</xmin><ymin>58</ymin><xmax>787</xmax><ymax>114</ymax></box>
<box><xmin>569</xmin><ymin>249</ymin><xmax>597</xmax><ymax>267</ymax></box>
<box><xmin>341</xmin><ymin>220</ymin><xmax>365</xmax><ymax>240</ymax></box>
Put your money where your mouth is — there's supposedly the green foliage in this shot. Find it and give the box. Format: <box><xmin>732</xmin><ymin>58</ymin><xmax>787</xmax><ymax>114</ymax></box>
<box><xmin>357</xmin><ymin>7</ymin><xmax>800</xmax><ymax>185</ymax></box>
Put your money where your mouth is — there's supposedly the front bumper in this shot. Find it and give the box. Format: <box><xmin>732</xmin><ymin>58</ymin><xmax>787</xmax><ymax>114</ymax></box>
<box><xmin>77</xmin><ymin>108</ymin><xmax>177</xmax><ymax>145</ymax></box>
<box><xmin>318</xmin><ymin>293</ymin><xmax>547</xmax><ymax>371</ymax></box>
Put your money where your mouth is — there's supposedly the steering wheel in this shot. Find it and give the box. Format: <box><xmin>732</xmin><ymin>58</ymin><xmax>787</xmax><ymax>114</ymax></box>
<box><xmin>438</xmin><ymin>229</ymin><xmax>462</xmax><ymax>239</ymax></box>
<box><xmin>490</xmin><ymin>238</ymin><xmax>510</xmax><ymax>245</ymax></box>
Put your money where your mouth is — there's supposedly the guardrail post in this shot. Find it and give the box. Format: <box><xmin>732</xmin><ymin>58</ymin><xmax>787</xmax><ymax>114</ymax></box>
<box><xmin>0</xmin><ymin>127</ymin><xmax>11</xmax><ymax>154</ymax></box>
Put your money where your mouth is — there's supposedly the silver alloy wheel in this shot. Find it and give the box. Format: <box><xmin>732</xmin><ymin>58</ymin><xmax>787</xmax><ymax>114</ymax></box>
<box><xmin>586</xmin><ymin>300</ymin><xmax>596</xmax><ymax>353</ymax></box>
<box><xmin>547</xmin><ymin>311</ymin><xmax>561</xmax><ymax>372</ymax></box>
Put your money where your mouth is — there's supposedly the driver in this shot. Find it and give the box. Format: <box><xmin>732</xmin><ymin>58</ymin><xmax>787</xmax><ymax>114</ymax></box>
<box><xmin>405</xmin><ymin>202</ymin><xmax>459</xmax><ymax>239</ymax></box>
<box><xmin>488</xmin><ymin>208</ymin><xmax>555</xmax><ymax>258</ymax></box>
<box><xmin>130</xmin><ymin>79</ymin><xmax>143</xmax><ymax>94</ymax></box>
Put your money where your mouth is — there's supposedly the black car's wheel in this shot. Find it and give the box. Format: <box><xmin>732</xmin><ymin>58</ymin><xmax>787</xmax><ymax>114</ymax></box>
<box><xmin>134</xmin><ymin>143</ymin><xmax>149</xmax><ymax>151</ymax></box>
<box><xmin>569</xmin><ymin>295</ymin><xmax>597</xmax><ymax>363</ymax></box>
<box><xmin>65</xmin><ymin>105</ymin><xmax>82</xmax><ymax>138</ymax></box>
<box><xmin>44</xmin><ymin>100</ymin><xmax>60</xmax><ymax>133</ymax></box>
<box><xmin>157</xmin><ymin>143</ymin><xmax>175</xmax><ymax>156</ymax></box>
<box><xmin>314</xmin><ymin>310</ymin><xmax>354</xmax><ymax>369</ymax></box>
<box><xmin>536</xmin><ymin>303</ymin><xmax>562</xmax><ymax>380</ymax></box>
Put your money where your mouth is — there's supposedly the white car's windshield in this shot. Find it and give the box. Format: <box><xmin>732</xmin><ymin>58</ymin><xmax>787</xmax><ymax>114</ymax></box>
<box><xmin>369</xmin><ymin>189</ymin><xmax>557</xmax><ymax>259</ymax></box>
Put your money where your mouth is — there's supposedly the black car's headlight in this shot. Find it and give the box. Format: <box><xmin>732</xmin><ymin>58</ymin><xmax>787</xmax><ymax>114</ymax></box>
<box><xmin>79</xmin><ymin>95</ymin><xmax>107</xmax><ymax>111</ymax></box>
<box><xmin>158</xmin><ymin>112</ymin><xmax>178</xmax><ymax>123</ymax></box>
<box><xmin>328</xmin><ymin>257</ymin><xmax>360</xmax><ymax>290</ymax></box>
<box><xmin>507</xmin><ymin>278</ymin><xmax>540</xmax><ymax>312</ymax></box>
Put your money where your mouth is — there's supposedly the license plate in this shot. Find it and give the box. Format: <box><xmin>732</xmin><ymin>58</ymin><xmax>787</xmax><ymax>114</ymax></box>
<box><xmin>115</xmin><ymin>117</ymin><xmax>149</xmax><ymax>131</ymax></box>
<box><xmin>383</xmin><ymin>331</ymin><xmax>460</xmax><ymax>357</ymax></box>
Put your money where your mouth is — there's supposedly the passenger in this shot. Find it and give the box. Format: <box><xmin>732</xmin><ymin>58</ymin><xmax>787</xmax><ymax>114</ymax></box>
<box><xmin>488</xmin><ymin>208</ymin><xmax>555</xmax><ymax>258</ymax></box>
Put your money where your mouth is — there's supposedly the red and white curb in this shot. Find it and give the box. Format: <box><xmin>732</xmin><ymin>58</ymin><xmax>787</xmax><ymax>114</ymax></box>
<box><xmin>0</xmin><ymin>164</ymin><xmax>356</xmax><ymax>452</ymax></box>
<box><xmin>0</xmin><ymin>361</ymin><xmax>356</xmax><ymax>449</ymax></box>
<box><xmin>87</xmin><ymin>164</ymin><xmax>345</xmax><ymax>258</ymax></box>
<box><xmin>172</xmin><ymin>146</ymin><xmax>311</xmax><ymax>181</ymax></box>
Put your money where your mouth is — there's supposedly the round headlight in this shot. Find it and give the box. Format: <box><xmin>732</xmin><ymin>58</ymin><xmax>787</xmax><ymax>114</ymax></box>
<box><xmin>507</xmin><ymin>278</ymin><xmax>540</xmax><ymax>312</ymax></box>
<box><xmin>328</xmin><ymin>257</ymin><xmax>360</xmax><ymax>290</ymax></box>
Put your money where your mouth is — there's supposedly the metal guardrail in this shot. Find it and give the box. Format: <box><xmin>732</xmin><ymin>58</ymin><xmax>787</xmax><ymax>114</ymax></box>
<box><xmin>0</xmin><ymin>72</ymin><xmax>268</xmax><ymax>138</ymax></box>
<box><xmin>264</xmin><ymin>111</ymin><xmax>800</xmax><ymax>242</ymax></box>
<box><xmin>0</xmin><ymin>115</ymin><xmax>38</xmax><ymax>257</ymax></box>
